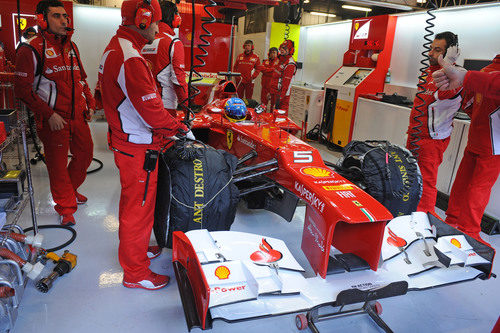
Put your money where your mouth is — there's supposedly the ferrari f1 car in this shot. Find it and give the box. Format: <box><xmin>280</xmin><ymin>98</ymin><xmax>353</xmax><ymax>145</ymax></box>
<box><xmin>166</xmin><ymin>80</ymin><xmax>495</xmax><ymax>331</ymax></box>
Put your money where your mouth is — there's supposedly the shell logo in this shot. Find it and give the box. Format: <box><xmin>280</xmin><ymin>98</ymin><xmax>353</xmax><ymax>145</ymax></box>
<box><xmin>301</xmin><ymin>167</ymin><xmax>332</xmax><ymax>178</ymax></box>
<box><xmin>450</xmin><ymin>238</ymin><xmax>462</xmax><ymax>248</ymax></box>
<box><xmin>215</xmin><ymin>265</ymin><xmax>230</xmax><ymax>280</ymax></box>
<box><xmin>46</xmin><ymin>50</ymin><xmax>55</xmax><ymax>57</ymax></box>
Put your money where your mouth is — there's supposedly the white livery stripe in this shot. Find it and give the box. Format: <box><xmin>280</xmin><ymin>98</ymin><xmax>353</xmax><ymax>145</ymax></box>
<box><xmin>117</xmin><ymin>64</ymin><xmax>153</xmax><ymax>144</ymax></box>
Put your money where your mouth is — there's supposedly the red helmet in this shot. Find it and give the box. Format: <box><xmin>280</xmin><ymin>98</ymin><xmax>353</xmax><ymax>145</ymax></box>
<box><xmin>279</xmin><ymin>40</ymin><xmax>294</xmax><ymax>56</ymax></box>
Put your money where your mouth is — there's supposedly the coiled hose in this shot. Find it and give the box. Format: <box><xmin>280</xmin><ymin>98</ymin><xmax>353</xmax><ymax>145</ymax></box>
<box><xmin>408</xmin><ymin>1</ymin><xmax>437</xmax><ymax>158</ymax></box>
<box><xmin>185</xmin><ymin>0</ymin><xmax>216</xmax><ymax>117</ymax></box>
<box><xmin>284</xmin><ymin>19</ymin><xmax>290</xmax><ymax>40</ymax></box>
<box><xmin>283</xmin><ymin>2</ymin><xmax>302</xmax><ymax>41</ymax></box>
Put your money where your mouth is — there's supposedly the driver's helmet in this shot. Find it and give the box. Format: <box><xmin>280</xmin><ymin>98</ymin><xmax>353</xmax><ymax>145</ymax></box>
<box><xmin>224</xmin><ymin>97</ymin><xmax>247</xmax><ymax>122</ymax></box>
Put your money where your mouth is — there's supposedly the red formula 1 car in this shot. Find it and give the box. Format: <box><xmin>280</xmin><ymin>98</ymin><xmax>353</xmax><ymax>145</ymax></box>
<box><xmin>170</xmin><ymin>80</ymin><xmax>495</xmax><ymax>331</ymax></box>
<box><xmin>184</xmin><ymin>79</ymin><xmax>393</xmax><ymax>277</ymax></box>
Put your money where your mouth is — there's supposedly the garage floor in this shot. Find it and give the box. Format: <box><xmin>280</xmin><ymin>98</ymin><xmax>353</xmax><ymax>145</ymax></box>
<box><xmin>12</xmin><ymin>122</ymin><xmax>500</xmax><ymax>333</ymax></box>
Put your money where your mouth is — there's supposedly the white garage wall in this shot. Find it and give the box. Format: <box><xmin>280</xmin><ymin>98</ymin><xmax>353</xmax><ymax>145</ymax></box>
<box><xmin>297</xmin><ymin>3</ymin><xmax>500</xmax><ymax>89</ymax></box>
<box><xmin>72</xmin><ymin>4</ymin><xmax>122</xmax><ymax>90</ymax></box>
<box><xmin>296</xmin><ymin>20</ymin><xmax>351</xmax><ymax>86</ymax></box>
<box><xmin>390</xmin><ymin>3</ymin><xmax>500</xmax><ymax>89</ymax></box>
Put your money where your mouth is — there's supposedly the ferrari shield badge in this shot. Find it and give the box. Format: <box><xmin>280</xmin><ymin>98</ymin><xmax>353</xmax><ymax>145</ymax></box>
<box><xmin>226</xmin><ymin>129</ymin><xmax>233</xmax><ymax>149</ymax></box>
<box><xmin>17</xmin><ymin>18</ymin><xmax>27</xmax><ymax>31</ymax></box>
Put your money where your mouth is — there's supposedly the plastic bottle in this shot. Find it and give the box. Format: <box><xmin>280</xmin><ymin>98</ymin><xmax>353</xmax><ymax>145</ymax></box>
<box><xmin>385</xmin><ymin>68</ymin><xmax>391</xmax><ymax>83</ymax></box>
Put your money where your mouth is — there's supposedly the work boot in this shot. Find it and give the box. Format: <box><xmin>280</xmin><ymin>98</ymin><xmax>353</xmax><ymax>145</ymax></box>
<box><xmin>60</xmin><ymin>214</ymin><xmax>76</xmax><ymax>226</ymax></box>
<box><xmin>122</xmin><ymin>272</ymin><xmax>170</xmax><ymax>290</ymax></box>
<box><xmin>147</xmin><ymin>246</ymin><xmax>162</xmax><ymax>259</ymax></box>
<box><xmin>75</xmin><ymin>192</ymin><xmax>88</xmax><ymax>205</ymax></box>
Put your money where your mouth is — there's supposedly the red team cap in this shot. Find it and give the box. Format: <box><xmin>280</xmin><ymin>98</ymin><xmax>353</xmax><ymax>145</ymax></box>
<box><xmin>121</xmin><ymin>0</ymin><xmax>162</xmax><ymax>26</ymax></box>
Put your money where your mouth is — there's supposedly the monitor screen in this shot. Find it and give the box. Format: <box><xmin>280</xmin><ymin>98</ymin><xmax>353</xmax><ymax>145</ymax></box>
<box><xmin>463</xmin><ymin>59</ymin><xmax>492</xmax><ymax>71</ymax></box>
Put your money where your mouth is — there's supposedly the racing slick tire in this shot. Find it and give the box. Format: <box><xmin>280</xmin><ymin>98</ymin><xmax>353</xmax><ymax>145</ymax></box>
<box><xmin>154</xmin><ymin>141</ymin><xmax>240</xmax><ymax>248</ymax></box>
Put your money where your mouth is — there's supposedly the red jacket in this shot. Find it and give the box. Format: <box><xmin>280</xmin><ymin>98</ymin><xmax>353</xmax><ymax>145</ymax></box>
<box><xmin>98</xmin><ymin>26</ymin><xmax>185</xmax><ymax>150</ymax></box>
<box><xmin>463</xmin><ymin>67</ymin><xmax>500</xmax><ymax>100</ymax></box>
<box><xmin>142</xmin><ymin>23</ymin><xmax>187</xmax><ymax>110</ymax></box>
<box><xmin>0</xmin><ymin>49</ymin><xmax>5</xmax><ymax>72</ymax></box>
<box><xmin>257</xmin><ymin>57</ymin><xmax>279</xmax><ymax>89</ymax></box>
<box><xmin>407</xmin><ymin>65</ymin><xmax>462</xmax><ymax>140</ymax></box>
<box><xmin>233</xmin><ymin>52</ymin><xmax>260</xmax><ymax>83</ymax></box>
<box><xmin>270</xmin><ymin>55</ymin><xmax>296</xmax><ymax>100</ymax></box>
<box><xmin>14</xmin><ymin>31</ymin><xmax>95</xmax><ymax>122</ymax></box>
<box><xmin>462</xmin><ymin>54</ymin><xmax>500</xmax><ymax>155</ymax></box>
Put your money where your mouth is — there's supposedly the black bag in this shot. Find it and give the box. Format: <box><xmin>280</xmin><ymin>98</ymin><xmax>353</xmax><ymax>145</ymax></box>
<box><xmin>336</xmin><ymin>140</ymin><xmax>422</xmax><ymax>217</ymax></box>
<box><xmin>154</xmin><ymin>142</ymin><xmax>240</xmax><ymax>248</ymax></box>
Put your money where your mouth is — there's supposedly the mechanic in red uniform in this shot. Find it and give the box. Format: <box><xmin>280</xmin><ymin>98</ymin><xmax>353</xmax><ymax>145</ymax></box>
<box><xmin>233</xmin><ymin>40</ymin><xmax>260</xmax><ymax>100</ymax></box>
<box><xmin>434</xmin><ymin>54</ymin><xmax>500</xmax><ymax>244</ymax></box>
<box><xmin>257</xmin><ymin>47</ymin><xmax>279</xmax><ymax>105</ymax></box>
<box><xmin>406</xmin><ymin>32</ymin><xmax>462</xmax><ymax>214</ymax></box>
<box><xmin>269</xmin><ymin>40</ymin><xmax>297</xmax><ymax>111</ymax></box>
<box><xmin>99</xmin><ymin>0</ymin><xmax>188</xmax><ymax>290</ymax></box>
<box><xmin>142</xmin><ymin>1</ymin><xmax>188</xmax><ymax>118</ymax></box>
<box><xmin>15</xmin><ymin>0</ymin><xmax>95</xmax><ymax>226</ymax></box>
<box><xmin>0</xmin><ymin>42</ymin><xmax>6</xmax><ymax>72</ymax></box>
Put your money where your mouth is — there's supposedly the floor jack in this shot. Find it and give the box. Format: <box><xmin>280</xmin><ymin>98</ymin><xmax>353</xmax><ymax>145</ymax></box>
<box><xmin>36</xmin><ymin>250</ymin><xmax>77</xmax><ymax>293</ymax></box>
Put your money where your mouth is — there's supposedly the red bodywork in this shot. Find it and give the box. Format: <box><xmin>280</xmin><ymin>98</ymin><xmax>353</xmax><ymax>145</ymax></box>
<box><xmin>172</xmin><ymin>80</ymin><xmax>393</xmax><ymax>329</ymax></box>
<box><xmin>178</xmin><ymin>80</ymin><xmax>393</xmax><ymax>276</ymax></box>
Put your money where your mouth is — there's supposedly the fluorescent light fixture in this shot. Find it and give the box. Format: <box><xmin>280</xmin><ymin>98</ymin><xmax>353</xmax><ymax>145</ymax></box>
<box><xmin>338</xmin><ymin>0</ymin><xmax>414</xmax><ymax>11</ymax></box>
<box><xmin>304</xmin><ymin>0</ymin><xmax>310</xmax><ymax>3</ymax></box>
<box><xmin>416</xmin><ymin>0</ymin><xmax>426</xmax><ymax>3</ymax></box>
<box><xmin>310</xmin><ymin>11</ymin><xmax>336</xmax><ymax>17</ymax></box>
<box><xmin>342</xmin><ymin>5</ymin><xmax>372</xmax><ymax>12</ymax></box>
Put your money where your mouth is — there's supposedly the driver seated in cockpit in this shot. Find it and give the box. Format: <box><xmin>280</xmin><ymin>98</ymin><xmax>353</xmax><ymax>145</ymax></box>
<box><xmin>224</xmin><ymin>97</ymin><xmax>247</xmax><ymax>122</ymax></box>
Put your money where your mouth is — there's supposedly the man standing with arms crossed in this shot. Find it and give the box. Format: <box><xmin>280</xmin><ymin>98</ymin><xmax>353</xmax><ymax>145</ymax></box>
<box><xmin>233</xmin><ymin>40</ymin><xmax>260</xmax><ymax>100</ymax></box>
<box><xmin>99</xmin><ymin>0</ymin><xmax>188</xmax><ymax>290</ymax></box>
<box><xmin>15</xmin><ymin>0</ymin><xmax>95</xmax><ymax>226</ymax></box>
<box><xmin>270</xmin><ymin>40</ymin><xmax>296</xmax><ymax>111</ymax></box>
<box><xmin>406</xmin><ymin>31</ymin><xmax>462</xmax><ymax>214</ymax></box>
<box><xmin>257</xmin><ymin>47</ymin><xmax>279</xmax><ymax>106</ymax></box>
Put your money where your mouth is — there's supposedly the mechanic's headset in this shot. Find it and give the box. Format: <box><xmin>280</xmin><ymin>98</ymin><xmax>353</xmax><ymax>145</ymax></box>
<box><xmin>172</xmin><ymin>13</ymin><xmax>181</xmax><ymax>28</ymax></box>
<box><xmin>443</xmin><ymin>32</ymin><xmax>458</xmax><ymax>56</ymax></box>
<box><xmin>280</xmin><ymin>40</ymin><xmax>294</xmax><ymax>56</ymax></box>
<box><xmin>36</xmin><ymin>8</ymin><xmax>71</xmax><ymax>31</ymax></box>
<box><xmin>161</xmin><ymin>1</ymin><xmax>181</xmax><ymax>29</ymax></box>
<box><xmin>244</xmin><ymin>41</ymin><xmax>254</xmax><ymax>50</ymax></box>
<box><xmin>135</xmin><ymin>0</ymin><xmax>155</xmax><ymax>30</ymax></box>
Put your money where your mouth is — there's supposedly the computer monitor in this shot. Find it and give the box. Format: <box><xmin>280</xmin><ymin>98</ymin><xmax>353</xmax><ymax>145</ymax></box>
<box><xmin>463</xmin><ymin>59</ymin><xmax>492</xmax><ymax>71</ymax></box>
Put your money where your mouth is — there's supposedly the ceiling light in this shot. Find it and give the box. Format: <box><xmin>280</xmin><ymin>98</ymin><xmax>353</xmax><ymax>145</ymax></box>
<box><xmin>304</xmin><ymin>0</ymin><xmax>310</xmax><ymax>3</ymax></box>
<box><xmin>342</xmin><ymin>5</ymin><xmax>372</xmax><ymax>12</ymax></box>
<box><xmin>416</xmin><ymin>0</ymin><xmax>426</xmax><ymax>3</ymax></box>
<box><xmin>338</xmin><ymin>0</ymin><xmax>414</xmax><ymax>11</ymax></box>
<box><xmin>310</xmin><ymin>11</ymin><xmax>336</xmax><ymax>17</ymax></box>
